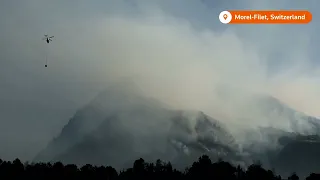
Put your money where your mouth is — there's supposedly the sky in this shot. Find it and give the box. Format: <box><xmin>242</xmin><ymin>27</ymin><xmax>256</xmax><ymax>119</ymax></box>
<box><xmin>0</xmin><ymin>0</ymin><xmax>320</xmax><ymax>161</ymax></box>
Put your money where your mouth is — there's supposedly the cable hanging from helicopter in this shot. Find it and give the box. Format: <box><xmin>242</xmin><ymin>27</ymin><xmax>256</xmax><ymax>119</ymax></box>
<box><xmin>42</xmin><ymin>35</ymin><xmax>54</xmax><ymax>68</ymax></box>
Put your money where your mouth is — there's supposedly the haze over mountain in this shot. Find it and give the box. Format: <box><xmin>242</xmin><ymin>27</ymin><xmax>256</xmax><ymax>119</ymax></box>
<box><xmin>34</xmin><ymin>83</ymin><xmax>237</xmax><ymax>167</ymax></box>
<box><xmin>34</xmin><ymin>82</ymin><xmax>320</xmax><ymax>177</ymax></box>
<box><xmin>1</xmin><ymin>1</ymin><xmax>320</xmax><ymax>179</ymax></box>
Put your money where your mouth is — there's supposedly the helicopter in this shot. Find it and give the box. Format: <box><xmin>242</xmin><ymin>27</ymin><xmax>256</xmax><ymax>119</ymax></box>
<box><xmin>42</xmin><ymin>35</ymin><xmax>54</xmax><ymax>44</ymax></box>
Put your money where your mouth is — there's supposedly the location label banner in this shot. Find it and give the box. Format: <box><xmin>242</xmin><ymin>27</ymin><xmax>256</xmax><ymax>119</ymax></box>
<box><xmin>219</xmin><ymin>10</ymin><xmax>312</xmax><ymax>24</ymax></box>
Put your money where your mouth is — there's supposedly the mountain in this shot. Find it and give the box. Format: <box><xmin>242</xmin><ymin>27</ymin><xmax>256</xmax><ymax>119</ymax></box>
<box><xmin>34</xmin><ymin>83</ymin><xmax>238</xmax><ymax>169</ymax></box>
<box><xmin>34</xmin><ymin>82</ymin><xmax>320</xmax><ymax>177</ymax></box>
<box><xmin>275</xmin><ymin>137</ymin><xmax>320</xmax><ymax>176</ymax></box>
<box><xmin>213</xmin><ymin>84</ymin><xmax>320</xmax><ymax>135</ymax></box>
<box><xmin>219</xmin><ymin>91</ymin><xmax>320</xmax><ymax>177</ymax></box>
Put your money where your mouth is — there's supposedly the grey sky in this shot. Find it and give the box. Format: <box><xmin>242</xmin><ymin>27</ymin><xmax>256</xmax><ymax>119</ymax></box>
<box><xmin>0</xmin><ymin>0</ymin><xmax>319</xmax><ymax>161</ymax></box>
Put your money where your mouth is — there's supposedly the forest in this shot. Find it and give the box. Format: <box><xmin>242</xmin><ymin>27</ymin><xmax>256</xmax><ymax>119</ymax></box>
<box><xmin>0</xmin><ymin>155</ymin><xmax>319</xmax><ymax>180</ymax></box>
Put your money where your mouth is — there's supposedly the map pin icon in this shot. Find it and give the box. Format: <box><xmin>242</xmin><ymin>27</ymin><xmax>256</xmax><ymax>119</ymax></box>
<box><xmin>223</xmin><ymin>14</ymin><xmax>228</xmax><ymax>20</ymax></box>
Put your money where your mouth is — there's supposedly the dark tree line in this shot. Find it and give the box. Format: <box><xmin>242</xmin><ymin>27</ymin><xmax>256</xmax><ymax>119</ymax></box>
<box><xmin>0</xmin><ymin>155</ymin><xmax>319</xmax><ymax>180</ymax></box>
